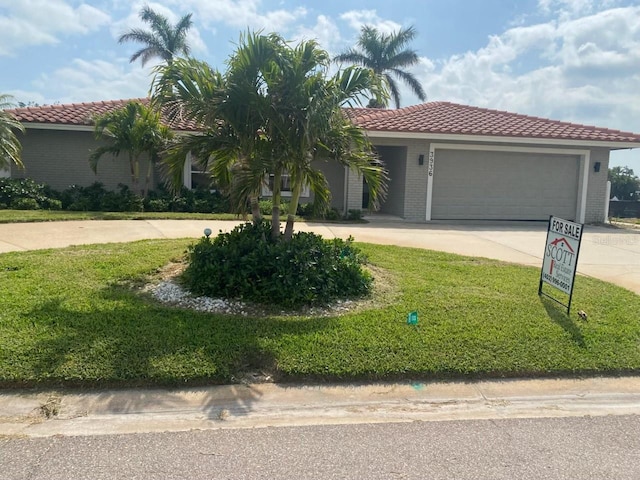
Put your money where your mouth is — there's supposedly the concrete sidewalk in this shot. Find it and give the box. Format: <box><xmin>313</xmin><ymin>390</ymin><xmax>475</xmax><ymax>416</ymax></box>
<box><xmin>0</xmin><ymin>218</ymin><xmax>638</xmax><ymax>294</ymax></box>
<box><xmin>2</xmin><ymin>376</ymin><xmax>639</xmax><ymax>437</ymax></box>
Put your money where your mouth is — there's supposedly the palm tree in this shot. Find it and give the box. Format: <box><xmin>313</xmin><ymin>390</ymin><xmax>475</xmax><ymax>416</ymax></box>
<box><xmin>334</xmin><ymin>25</ymin><xmax>426</xmax><ymax>108</ymax></box>
<box><xmin>118</xmin><ymin>5</ymin><xmax>193</xmax><ymax>66</ymax></box>
<box><xmin>151</xmin><ymin>32</ymin><xmax>388</xmax><ymax>241</ymax></box>
<box><xmin>0</xmin><ymin>94</ymin><xmax>25</xmax><ymax>170</ymax></box>
<box><xmin>90</xmin><ymin>101</ymin><xmax>173</xmax><ymax>197</ymax></box>
<box><xmin>151</xmin><ymin>53</ymin><xmax>273</xmax><ymax>223</ymax></box>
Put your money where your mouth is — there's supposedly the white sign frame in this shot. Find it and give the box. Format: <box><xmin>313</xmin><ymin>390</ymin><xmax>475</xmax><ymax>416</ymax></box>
<box><xmin>539</xmin><ymin>216</ymin><xmax>584</xmax><ymax>313</ymax></box>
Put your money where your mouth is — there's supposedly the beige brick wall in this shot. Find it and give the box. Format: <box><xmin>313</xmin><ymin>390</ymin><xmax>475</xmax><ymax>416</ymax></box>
<box><xmin>584</xmin><ymin>148</ymin><xmax>610</xmax><ymax>223</ymax></box>
<box><xmin>12</xmin><ymin>128</ymin><xmax>158</xmax><ymax>194</ymax></box>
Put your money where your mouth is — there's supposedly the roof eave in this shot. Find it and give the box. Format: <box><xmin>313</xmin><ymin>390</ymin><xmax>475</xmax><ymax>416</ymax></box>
<box><xmin>21</xmin><ymin>122</ymin><xmax>195</xmax><ymax>134</ymax></box>
<box><xmin>364</xmin><ymin>130</ymin><xmax>640</xmax><ymax>149</ymax></box>
<box><xmin>22</xmin><ymin>122</ymin><xmax>94</xmax><ymax>132</ymax></box>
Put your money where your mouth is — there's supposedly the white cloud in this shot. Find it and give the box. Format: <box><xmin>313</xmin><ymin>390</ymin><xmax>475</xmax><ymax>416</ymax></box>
<box><xmin>32</xmin><ymin>58</ymin><xmax>154</xmax><ymax>104</ymax></box>
<box><xmin>0</xmin><ymin>0</ymin><xmax>110</xmax><ymax>55</ymax></box>
<box><xmin>339</xmin><ymin>10</ymin><xmax>402</xmax><ymax>35</ymax></box>
<box><xmin>178</xmin><ymin>0</ymin><xmax>306</xmax><ymax>32</ymax></box>
<box><xmin>293</xmin><ymin>15</ymin><xmax>342</xmax><ymax>55</ymax></box>
<box><xmin>402</xmin><ymin>6</ymin><xmax>640</xmax><ymax>134</ymax></box>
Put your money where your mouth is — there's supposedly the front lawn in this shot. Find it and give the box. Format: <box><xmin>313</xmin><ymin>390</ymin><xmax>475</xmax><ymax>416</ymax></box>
<box><xmin>0</xmin><ymin>210</ymin><xmax>243</xmax><ymax>223</ymax></box>
<box><xmin>0</xmin><ymin>240</ymin><xmax>639</xmax><ymax>388</ymax></box>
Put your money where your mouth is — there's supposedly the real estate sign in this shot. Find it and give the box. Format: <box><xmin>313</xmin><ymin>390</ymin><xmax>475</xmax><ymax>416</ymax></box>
<box><xmin>539</xmin><ymin>216</ymin><xmax>584</xmax><ymax>313</ymax></box>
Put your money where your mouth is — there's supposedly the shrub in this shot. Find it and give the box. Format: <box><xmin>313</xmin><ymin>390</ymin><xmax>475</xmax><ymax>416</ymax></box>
<box><xmin>146</xmin><ymin>198</ymin><xmax>170</xmax><ymax>212</ymax></box>
<box><xmin>183</xmin><ymin>220</ymin><xmax>372</xmax><ymax>308</ymax></box>
<box><xmin>10</xmin><ymin>197</ymin><xmax>40</xmax><ymax>210</ymax></box>
<box><xmin>259</xmin><ymin>199</ymin><xmax>289</xmax><ymax>216</ymax></box>
<box><xmin>0</xmin><ymin>178</ymin><xmax>59</xmax><ymax>208</ymax></box>
<box><xmin>60</xmin><ymin>183</ymin><xmax>106</xmax><ymax>211</ymax></box>
<box><xmin>296</xmin><ymin>202</ymin><xmax>314</xmax><ymax>217</ymax></box>
<box><xmin>323</xmin><ymin>207</ymin><xmax>342</xmax><ymax>221</ymax></box>
<box><xmin>41</xmin><ymin>198</ymin><xmax>63</xmax><ymax>210</ymax></box>
<box><xmin>345</xmin><ymin>209</ymin><xmax>363</xmax><ymax>221</ymax></box>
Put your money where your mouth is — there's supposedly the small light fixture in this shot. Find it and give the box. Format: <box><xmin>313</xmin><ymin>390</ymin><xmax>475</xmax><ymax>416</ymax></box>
<box><xmin>418</xmin><ymin>154</ymin><xmax>425</xmax><ymax>165</ymax></box>
<box><xmin>594</xmin><ymin>162</ymin><xmax>601</xmax><ymax>173</ymax></box>
<box><xmin>204</xmin><ymin>228</ymin><xmax>212</xmax><ymax>238</ymax></box>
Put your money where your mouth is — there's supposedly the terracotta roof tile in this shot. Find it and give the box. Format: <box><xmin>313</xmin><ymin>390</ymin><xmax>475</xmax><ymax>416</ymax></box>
<box><xmin>7</xmin><ymin>99</ymin><xmax>640</xmax><ymax>143</ymax></box>
<box><xmin>7</xmin><ymin>98</ymin><xmax>199</xmax><ymax>132</ymax></box>
<box><xmin>345</xmin><ymin>102</ymin><xmax>640</xmax><ymax>142</ymax></box>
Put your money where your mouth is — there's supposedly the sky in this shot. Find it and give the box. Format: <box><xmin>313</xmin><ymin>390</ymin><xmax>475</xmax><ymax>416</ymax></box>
<box><xmin>1</xmin><ymin>0</ymin><xmax>639</xmax><ymax>171</ymax></box>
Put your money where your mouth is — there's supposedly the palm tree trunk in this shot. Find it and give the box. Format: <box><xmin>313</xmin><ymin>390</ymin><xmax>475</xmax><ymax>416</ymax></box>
<box><xmin>129</xmin><ymin>154</ymin><xmax>136</xmax><ymax>187</ymax></box>
<box><xmin>250</xmin><ymin>195</ymin><xmax>262</xmax><ymax>224</ymax></box>
<box><xmin>143</xmin><ymin>158</ymin><xmax>153</xmax><ymax>199</ymax></box>
<box><xmin>283</xmin><ymin>180</ymin><xmax>302</xmax><ymax>242</ymax></box>
<box><xmin>271</xmin><ymin>168</ymin><xmax>283</xmax><ymax>241</ymax></box>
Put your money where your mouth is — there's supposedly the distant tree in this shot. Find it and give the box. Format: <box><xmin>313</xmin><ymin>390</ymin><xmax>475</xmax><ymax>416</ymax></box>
<box><xmin>0</xmin><ymin>94</ymin><xmax>25</xmax><ymax>170</ymax></box>
<box><xmin>334</xmin><ymin>25</ymin><xmax>426</xmax><ymax>109</ymax></box>
<box><xmin>90</xmin><ymin>101</ymin><xmax>173</xmax><ymax>197</ymax></box>
<box><xmin>118</xmin><ymin>5</ymin><xmax>193</xmax><ymax>67</ymax></box>
<box><xmin>609</xmin><ymin>166</ymin><xmax>640</xmax><ymax>201</ymax></box>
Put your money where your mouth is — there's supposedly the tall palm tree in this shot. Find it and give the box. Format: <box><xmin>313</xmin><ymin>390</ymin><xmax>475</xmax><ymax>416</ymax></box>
<box><xmin>151</xmin><ymin>32</ymin><xmax>388</xmax><ymax>241</ymax></box>
<box><xmin>118</xmin><ymin>5</ymin><xmax>193</xmax><ymax>66</ymax></box>
<box><xmin>335</xmin><ymin>25</ymin><xmax>426</xmax><ymax>109</ymax></box>
<box><xmin>0</xmin><ymin>94</ymin><xmax>25</xmax><ymax>170</ymax></box>
<box><xmin>90</xmin><ymin>101</ymin><xmax>173</xmax><ymax>197</ymax></box>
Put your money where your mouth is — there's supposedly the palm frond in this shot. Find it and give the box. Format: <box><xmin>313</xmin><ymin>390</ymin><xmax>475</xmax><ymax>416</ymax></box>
<box><xmin>390</xmin><ymin>68</ymin><xmax>427</xmax><ymax>102</ymax></box>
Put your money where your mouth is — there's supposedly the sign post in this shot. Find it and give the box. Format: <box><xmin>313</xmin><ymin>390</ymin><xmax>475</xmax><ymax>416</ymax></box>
<box><xmin>539</xmin><ymin>216</ymin><xmax>584</xmax><ymax>314</ymax></box>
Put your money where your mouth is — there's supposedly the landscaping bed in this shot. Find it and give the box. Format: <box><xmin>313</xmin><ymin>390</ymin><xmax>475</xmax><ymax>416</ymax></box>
<box><xmin>0</xmin><ymin>239</ymin><xmax>639</xmax><ymax>388</ymax></box>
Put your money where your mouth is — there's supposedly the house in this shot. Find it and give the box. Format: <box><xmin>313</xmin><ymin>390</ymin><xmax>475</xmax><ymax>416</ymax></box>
<box><xmin>6</xmin><ymin>99</ymin><xmax>640</xmax><ymax>223</ymax></box>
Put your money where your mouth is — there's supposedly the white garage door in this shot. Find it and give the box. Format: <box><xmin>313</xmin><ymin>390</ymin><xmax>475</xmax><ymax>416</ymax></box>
<box><xmin>431</xmin><ymin>150</ymin><xmax>579</xmax><ymax>221</ymax></box>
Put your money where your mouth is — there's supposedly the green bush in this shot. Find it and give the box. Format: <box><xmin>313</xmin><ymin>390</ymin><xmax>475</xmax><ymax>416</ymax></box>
<box><xmin>41</xmin><ymin>198</ymin><xmax>63</xmax><ymax>210</ymax></box>
<box><xmin>2</xmin><ymin>179</ymin><xmax>231</xmax><ymax>214</ymax></box>
<box><xmin>296</xmin><ymin>202</ymin><xmax>314</xmax><ymax>217</ymax></box>
<box><xmin>323</xmin><ymin>207</ymin><xmax>342</xmax><ymax>221</ymax></box>
<box><xmin>147</xmin><ymin>185</ymin><xmax>230</xmax><ymax>214</ymax></box>
<box><xmin>345</xmin><ymin>209</ymin><xmax>363</xmax><ymax>221</ymax></box>
<box><xmin>259</xmin><ymin>199</ymin><xmax>289</xmax><ymax>216</ymax></box>
<box><xmin>183</xmin><ymin>220</ymin><xmax>372</xmax><ymax>308</ymax></box>
<box><xmin>146</xmin><ymin>198</ymin><xmax>170</xmax><ymax>212</ymax></box>
<box><xmin>60</xmin><ymin>183</ymin><xmax>106</xmax><ymax>211</ymax></box>
<box><xmin>0</xmin><ymin>178</ymin><xmax>59</xmax><ymax>209</ymax></box>
<box><xmin>10</xmin><ymin>197</ymin><xmax>40</xmax><ymax>210</ymax></box>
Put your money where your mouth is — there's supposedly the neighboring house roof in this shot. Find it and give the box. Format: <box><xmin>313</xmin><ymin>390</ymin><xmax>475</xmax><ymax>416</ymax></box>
<box><xmin>8</xmin><ymin>98</ymin><xmax>199</xmax><ymax>132</ymax></box>
<box><xmin>346</xmin><ymin>102</ymin><xmax>640</xmax><ymax>144</ymax></box>
<box><xmin>8</xmin><ymin>98</ymin><xmax>640</xmax><ymax>145</ymax></box>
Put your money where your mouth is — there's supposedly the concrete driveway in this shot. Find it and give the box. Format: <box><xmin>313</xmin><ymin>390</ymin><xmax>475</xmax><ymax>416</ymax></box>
<box><xmin>0</xmin><ymin>218</ymin><xmax>638</xmax><ymax>294</ymax></box>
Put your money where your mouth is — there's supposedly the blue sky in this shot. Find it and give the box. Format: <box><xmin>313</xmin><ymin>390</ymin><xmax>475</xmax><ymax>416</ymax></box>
<box><xmin>1</xmin><ymin>0</ymin><xmax>639</xmax><ymax>170</ymax></box>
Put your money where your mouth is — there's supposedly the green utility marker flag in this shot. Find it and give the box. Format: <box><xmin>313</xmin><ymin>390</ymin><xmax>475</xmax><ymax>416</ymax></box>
<box><xmin>407</xmin><ymin>311</ymin><xmax>418</xmax><ymax>325</ymax></box>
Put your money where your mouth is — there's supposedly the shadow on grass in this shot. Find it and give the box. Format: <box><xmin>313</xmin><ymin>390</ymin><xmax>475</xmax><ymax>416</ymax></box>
<box><xmin>18</xmin><ymin>284</ymin><xmax>337</xmax><ymax>419</ymax></box>
<box><xmin>540</xmin><ymin>296</ymin><xmax>585</xmax><ymax>347</ymax></box>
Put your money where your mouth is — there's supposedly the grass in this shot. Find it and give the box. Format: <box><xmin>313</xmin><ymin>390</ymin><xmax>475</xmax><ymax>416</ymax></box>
<box><xmin>0</xmin><ymin>210</ymin><xmax>244</xmax><ymax>223</ymax></box>
<box><xmin>0</xmin><ymin>240</ymin><xmax>639</xmax><ymax>389</ymax></box>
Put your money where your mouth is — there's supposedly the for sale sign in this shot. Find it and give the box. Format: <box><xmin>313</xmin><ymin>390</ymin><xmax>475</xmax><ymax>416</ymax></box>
<box><xmin>539</xmin><ymin>216</ymin><xmax>583</xmax><ymax>313</ymax></box>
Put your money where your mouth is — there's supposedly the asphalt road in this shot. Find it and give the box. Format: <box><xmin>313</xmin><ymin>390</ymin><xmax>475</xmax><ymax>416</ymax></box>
<box><xmin>2</xmin><ymin>415</ymin><xmax>639</xmax><ymax>479</ymax></box>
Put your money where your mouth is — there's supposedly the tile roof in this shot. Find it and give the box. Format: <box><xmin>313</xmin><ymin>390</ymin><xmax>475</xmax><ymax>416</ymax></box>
<box><xmin>7</xmin><ymin>98</ymin><xmax>199</xmax><ymax>132</ymax></box>
<box><xmin>7</xmin><ymin>98</ymin><xmax>640</xmax><ymax>143</ymax></box>
<box><xmin>345</xmin><ymin>101</ymin><xmax>640</xmax><ymax>143</ymax></box>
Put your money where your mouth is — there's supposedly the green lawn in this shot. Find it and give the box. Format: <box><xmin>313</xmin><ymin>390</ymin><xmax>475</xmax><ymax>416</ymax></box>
<box><xmin>0</xmin><ymin>210</ymin><xmax>243</xmax><ymax>223</ymax></box>
<box><xmin>1</xmin><ymin>239</ymin><xmax>639</xmax><ymax>388</ymax></box>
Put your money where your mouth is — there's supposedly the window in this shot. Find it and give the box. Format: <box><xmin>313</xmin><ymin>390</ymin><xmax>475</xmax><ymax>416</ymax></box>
<box><xmin>183</xmin><ymin>152</ymin><xmax>212</xmax><ymax>190</ymax></box>
<box><xmin>261</xmin><ymin>173</ymin><xmax>310</xmax><ymax>197</ymax></box>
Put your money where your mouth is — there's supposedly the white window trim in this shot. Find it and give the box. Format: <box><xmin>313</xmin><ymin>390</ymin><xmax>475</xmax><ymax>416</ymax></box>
<box><xmin>261</xmin><ymin>173</ymin><xmax>310</xmax><ymax>198</ymax></box>
<box><xmin>183</xmin><ymin>152</ymin><xmax>210</xmax><ymax>190</ymax></box>
<box><xmin>425</xmin><ymin>143</ymin><xmax>590</xmax><ymax>224</ymax></box>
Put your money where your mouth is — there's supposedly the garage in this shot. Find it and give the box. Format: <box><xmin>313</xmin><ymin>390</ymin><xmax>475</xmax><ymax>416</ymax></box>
<box><xmin>430</xmin><ymin>149</ymin><xmax>580</xmax><ymax>221</ymax></box>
